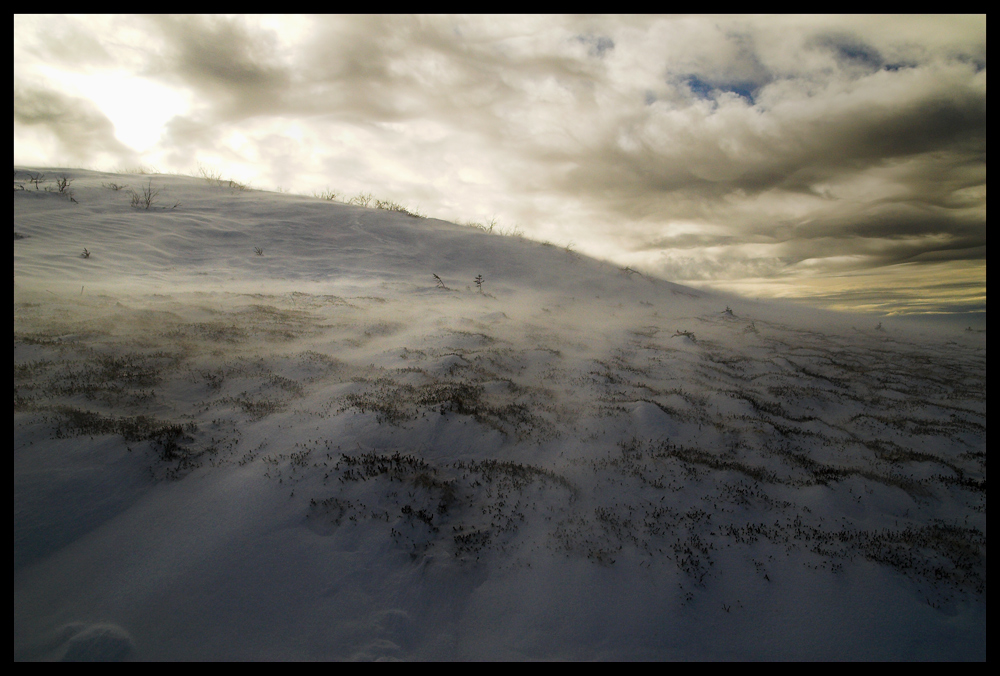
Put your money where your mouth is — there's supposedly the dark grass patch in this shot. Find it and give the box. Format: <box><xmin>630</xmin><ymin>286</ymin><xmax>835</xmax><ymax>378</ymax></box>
<box><xmin>53</xmin><ymin>406</ymin><xmax>196</xmax><ymax>461</ymax></box>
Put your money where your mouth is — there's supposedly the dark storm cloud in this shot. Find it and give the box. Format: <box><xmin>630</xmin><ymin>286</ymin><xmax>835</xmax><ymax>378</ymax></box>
<box><xmin>145</xmin><ymin>14</ymin><xmax>611</xmax><ymax>145</ymax></box>
<box><xmin>801</xmin><ymin>204</ymin><xmax>984</xmax><ymax>244</ymax></box>
<box><xmin>832</xmin><ymin>89</ymin><xmax>985</xmax><ymax>162</ymax></box>
<box><xmin>556</xmin><ymin>62</ymin><xmax>985</xmax><ymax>203</ymax></box>
<box><xmin>13</xmin><ymin>83</ymin><xmax>136</xmax><ymax>164</ymax></box>
<box><xmin>633</xmin><ymin>197</ymin><xmax>984</xmax><ymax>281</ymax></box>
<box><xmin>539</xmin><ymin>23</ymin><xmax>984</xmax><ymax>289</ymax></box>
<box><xmin>142</xmin><ymin>15</ymin><xmax>291</xmax><ymax>119</ymax></box>
<box><xmin>279</xmin><ymin>16</ymin><xmax>606</xmax><ymax>129</ymax></box>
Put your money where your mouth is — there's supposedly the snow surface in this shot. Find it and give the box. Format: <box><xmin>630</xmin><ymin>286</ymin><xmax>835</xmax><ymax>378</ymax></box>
<box><xmin>14</xmin><ymin>169</ymin><xmax>986</xmax><ymax>661</ymax></box>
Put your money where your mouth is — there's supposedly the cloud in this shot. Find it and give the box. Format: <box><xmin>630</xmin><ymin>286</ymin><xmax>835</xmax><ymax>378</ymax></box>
<box><xmin>12</xmin><ymin>14</ymin><xmax>986</xmax><ymax>316</ymax></box>
<box><xmin>142</xmin><ymin>15</ymin><xmax>291</xmax><ymax>120</ymax></box>
<box><xmin>14</xmin><ymin>82</ymin><xmax>136</xmax><ymax>165</ymax></box>
<box><xmin>810</xmin><ymin>31</ymin><xmax>885</xmax><ymax>71</ymax></box>
<box><xmin>555</xmin><ymin>60</ymin><xmax>984</xmax><ymax>200</ymax></box>
<box><xmin>575</xmin><ymin>34</ymin><xmax>615</xmax><ymax>58</ymax></box>
<box><xmin>14</xmin><ymin>16</ymin><xmax>116</xmax><ymax>69</ymax></box>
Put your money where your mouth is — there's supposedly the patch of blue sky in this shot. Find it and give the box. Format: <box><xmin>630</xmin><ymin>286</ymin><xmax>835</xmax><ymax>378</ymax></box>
<box><xmin>681</xmin><ymin>75</ymin><xmax>758</xmax><ymax>105</ymax></box>
<box><xmin>813</xmin><ymin>33</ymin><xmax>883</xmax><ymax>70</ymax></box>
<box><xmin>955</xmin><ymin>53</ymin><xmax>986</xmax><ymax>72</ymax></box>
<box><xmin>832</xmin><ymin>42</ymin><xmax>882</xmax><ymax>68</ymax></box>
<box><xmin>574</xmin><ymin>34</ymin><xmax>615</xmax><ymax>58</ymax></box>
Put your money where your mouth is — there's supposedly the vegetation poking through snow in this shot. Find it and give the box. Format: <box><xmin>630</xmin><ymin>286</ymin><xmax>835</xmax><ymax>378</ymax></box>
<box><xmin>128</xmin><ymin>179</ymin><xmax>159</xmax><ymax>210</ymax></box>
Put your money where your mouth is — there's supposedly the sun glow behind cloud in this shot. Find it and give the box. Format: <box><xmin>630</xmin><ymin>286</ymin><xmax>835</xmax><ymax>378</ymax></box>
<box><xmin>54</xmin><ymin>71</ymin><xmax>190</xmax><ymax>152</ymax></box>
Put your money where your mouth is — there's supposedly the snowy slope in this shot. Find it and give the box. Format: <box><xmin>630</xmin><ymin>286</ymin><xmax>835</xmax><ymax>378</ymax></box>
<box><xmin>14</xmin><ymin>169</ymin><xmax>986</xmax><ymax>660</ymax></box>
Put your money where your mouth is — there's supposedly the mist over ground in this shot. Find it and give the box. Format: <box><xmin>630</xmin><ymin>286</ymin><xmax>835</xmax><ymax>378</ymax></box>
<box><xmin>14</xmin><ymin>169</ymin><xmax>985</xmax><ymax>660</ymax></box>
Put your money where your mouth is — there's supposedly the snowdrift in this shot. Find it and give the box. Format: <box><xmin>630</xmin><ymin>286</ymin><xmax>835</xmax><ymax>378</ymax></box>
<box><xmin>14</xmin><ymin>169</ymin><xmax>985</xmax><ymax>660</ymax></box>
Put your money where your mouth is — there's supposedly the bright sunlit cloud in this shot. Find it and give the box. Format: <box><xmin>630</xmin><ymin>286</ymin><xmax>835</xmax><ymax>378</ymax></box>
<box><xmin>55</xmin><ymin>71</ymin><xmax>190</xmax><ymax>152</ymax></box>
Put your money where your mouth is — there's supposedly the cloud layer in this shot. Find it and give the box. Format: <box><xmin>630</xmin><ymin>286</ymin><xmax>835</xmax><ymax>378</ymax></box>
<box><xmin>14</xmin><ymin>14</ymin><xmax>986</xmax><ymax>317</ymax></box>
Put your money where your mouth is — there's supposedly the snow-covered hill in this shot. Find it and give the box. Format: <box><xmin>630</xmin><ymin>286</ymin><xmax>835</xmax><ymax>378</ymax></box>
<box><xmin>14</xmin><ymin>169</ymin><xmax>986</xmax><ymax>660</ymax></box>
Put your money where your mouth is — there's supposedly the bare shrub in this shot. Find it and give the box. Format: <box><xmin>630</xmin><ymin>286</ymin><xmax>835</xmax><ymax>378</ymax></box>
<box><xmin>374</xmin><ymin>198</ymin><xmax>424</xmax><ymax>218</ymax></box>
<box><xmin>348</xmin><ymin>191</ymin><xmax>374</xmax><ymax>207</ymax></box>
<box><xmin>115</xmin><ymin>164</ymin><xmax>158</xmax><ymax>175</ymax></box>
<box><xmin>198</xmin><ymin>166</ymin><xmax>224</xmax><ymax>185</ymax></box>
<box><xmin>128</xmin><ymin>180</ymin><xmax>159</xmax><ymax>210</ymax></box>
<box><xmin>314</xmin><ymin>188</ymin><xmax>340</xmax><ymax>201</ymax></box>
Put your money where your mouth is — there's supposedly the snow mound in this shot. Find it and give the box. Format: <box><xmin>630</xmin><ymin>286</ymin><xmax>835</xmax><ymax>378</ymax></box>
<box><xmin>14</xmin><ymin>169</ymin><xmax>986</xmax><ymax>660</ymax></box>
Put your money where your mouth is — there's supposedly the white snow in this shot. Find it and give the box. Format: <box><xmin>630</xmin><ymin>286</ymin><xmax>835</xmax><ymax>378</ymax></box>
<box><xmin>14</xmin><ymin>168</ymin><xmax>986</xmax><ymax>660</ymax></box>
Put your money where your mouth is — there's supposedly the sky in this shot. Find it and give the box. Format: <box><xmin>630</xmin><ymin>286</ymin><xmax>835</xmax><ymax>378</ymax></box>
<box><xmin>13</xmin><ymin>14</ymin><xmax>986</xmax><ymax>320</ymax></box>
